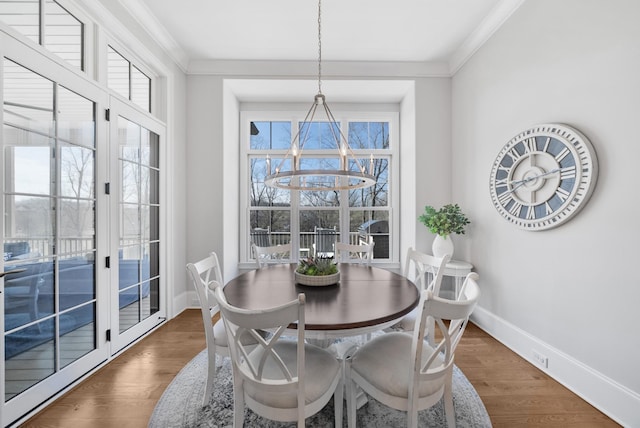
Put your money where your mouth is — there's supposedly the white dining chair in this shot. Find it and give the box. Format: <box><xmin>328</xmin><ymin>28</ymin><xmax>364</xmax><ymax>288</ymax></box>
<box><xmin>252</xmin><ymin>242</ymin><xmax>292</xmax><ymax>268</ymax></box>
<box><xmin>396</xmin><ymin>249</ymin><xmax>450</xmax><ymax>342</ymax></box>
<box><xmin>214</xmin><ymin>286</ymin><xmax>343</xmax><ymax>428</ymax></box>
<box><xmin>313</xmin><ymin>226</ymin><xmax>337</xmax><ymax>258</ymax></box>
<box><xmin>186</xmin><ymin>252</ymin><xmax>262</xmax><ymax>405</ymax></box>
<box><xmin>335</xmin><ymin>240</ymin><xmax>374</xmax><ymax>266</ymax></box>
<box><xmin>345</xmin><ymin>273</ymin><xmax>481</xmax><ymax>428</ymax></box>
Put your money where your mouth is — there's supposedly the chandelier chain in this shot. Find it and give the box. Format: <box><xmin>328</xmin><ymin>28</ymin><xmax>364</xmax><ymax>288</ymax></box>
<box><xmin>317</xmin><ymin>0</ymin><xmax>322</xmax><ymax>94</ymax></box>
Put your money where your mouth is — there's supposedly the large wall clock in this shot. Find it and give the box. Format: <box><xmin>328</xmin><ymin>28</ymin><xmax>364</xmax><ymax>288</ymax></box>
<box><xmin>489</xmin><ymin>123</ymin><xmax>598</xmax><ymax>230</ymax></box>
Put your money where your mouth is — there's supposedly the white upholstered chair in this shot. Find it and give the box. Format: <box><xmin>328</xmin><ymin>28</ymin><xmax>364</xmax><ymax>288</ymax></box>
<box><xmin>214</xmin><ymin>286</ymin><xmax>343</xmax><ymax>428</ymax></box>
<box><xmin>397</xmin><ymin>249</ymin><xmax>451</xmax><ymax>340</ymax></box>
<box><xmin>186</xmin><ymin>252</ymin><xmax>261</xmax><ymax>405</ymax></box>
<box><xmin>335</xmin><ymin>241</ymin><xmax>374</xmax><ymax>266</ymax></box>
<box><xmin>345</xmin><ymin>273</ymin><xmax>480</xmax><ymax>428</ymax></box>
<box><xmin>251</xmin><ymin>242</ymin><xmax>292</xmax><ymax>268</ymax></box>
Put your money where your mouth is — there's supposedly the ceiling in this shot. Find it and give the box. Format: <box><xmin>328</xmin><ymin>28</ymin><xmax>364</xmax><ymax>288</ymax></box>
<box><xmin>122</xmin><ymin>0</ymin><xmax>524</xmax><ymax>73</ymax></box>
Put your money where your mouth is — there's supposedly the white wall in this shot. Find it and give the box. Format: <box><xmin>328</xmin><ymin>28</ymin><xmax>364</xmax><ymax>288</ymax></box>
<box><xmin>452</xmin><ymin>0</ymin><xmax>640</xmax><ymax>425</ymax></box>
<box><xmin>185</xmin><ymin>75</ymin><xmax>226</xmax><ymax>295</ymax></box>
<box><xmin>413</xmin><ymin>78</ymin><xmax>453</xmax><ymax>255</ymax></box>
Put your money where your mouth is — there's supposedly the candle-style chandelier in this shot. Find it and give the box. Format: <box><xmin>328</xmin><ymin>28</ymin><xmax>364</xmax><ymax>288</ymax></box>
<box><xmin>264</xmin><ymin>0</ymin><xmax>376</xmax><ymax>191</ymax></box>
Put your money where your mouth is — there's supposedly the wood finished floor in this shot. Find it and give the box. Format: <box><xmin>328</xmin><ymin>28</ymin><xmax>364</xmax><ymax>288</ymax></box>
<box><xmin>22</xmin><ymin>309</ymin><xmax>618</xmax><ymax>428</ymax></box>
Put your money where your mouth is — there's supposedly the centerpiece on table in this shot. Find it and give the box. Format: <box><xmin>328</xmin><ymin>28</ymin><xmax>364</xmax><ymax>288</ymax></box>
<box><xmin>295</xmin><ymin>256</ymin><xmax>340</xmax><ymax>286</ymax></box>
<box><xmin>418</xmin><ymin>203</ymin><xmax>470</xmax><ymax>258</ymax></box>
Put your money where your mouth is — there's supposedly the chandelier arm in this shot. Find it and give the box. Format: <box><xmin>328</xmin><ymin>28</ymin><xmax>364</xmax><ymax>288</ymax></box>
<box><xmin>297</xmin><ymin>101</ymin><xmax>319</xmax><ymax>152</ymax></box>
<box><xmin>270</xmin><ymin>100</ymin><xmax>318</xmax><ymax>174</ymax></box>
<box><xmin>321</xmin><ymin>101</ymin><xmax>369</xmax><ymax>174</ymax></box>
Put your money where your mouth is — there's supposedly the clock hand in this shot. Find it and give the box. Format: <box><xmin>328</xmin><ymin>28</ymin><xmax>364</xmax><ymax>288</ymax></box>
<box><xmin>505</xmin><ymin>168</ymin><xmax>561</xmax><ymax>195</ymax></box>
<box><xmin>509</xmin><ymin>168</ymin><xmax>560</xmax><ymax>187</ymax></box>
<box><xmin>506</xmin><ymin>180</ymin><xmax>528</xmax><ymax>194</ymax></box>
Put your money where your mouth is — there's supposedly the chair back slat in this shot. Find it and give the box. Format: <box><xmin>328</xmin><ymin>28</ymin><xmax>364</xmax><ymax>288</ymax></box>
<box><xmin>335</xmin><ymin>241</ymin><xmax>374</xmax><ymax>266</ymax></box>
<box><xmin>412</xmin><ymin>279</ymin><xmax>480</xmax><ymax>388</ymax></box>
<box><xmin>186</xmin><ymin>252</ymin><xmax>224</xmax><ymax>340</ymax></box>
<box><xmin>252</xmin><ymin>243</ymin><xmax>292</xmax><ymax>268</ymax></box>
<box><xmin>314</xmin><ymin>226</ymin><xmax>337</xmax><ymax>258</ymax></box>
<box><xmin>404</xmin><ymin>247</ymin><xmax>449</xmax><ymax>294</ymax></box>
<box><xmin>215</xmin><ymin>287</ymin><xmax>306</xmax><ymax>388</ymax></box>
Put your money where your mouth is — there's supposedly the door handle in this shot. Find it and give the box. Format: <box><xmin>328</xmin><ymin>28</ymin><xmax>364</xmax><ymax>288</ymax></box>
<box><xmin>0</xmin><ymin>268</ymin><xmax>26</xmax><ymax>278</ymax></box>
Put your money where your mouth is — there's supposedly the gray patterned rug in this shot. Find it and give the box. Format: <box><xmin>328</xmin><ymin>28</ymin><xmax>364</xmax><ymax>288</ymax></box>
<box><xmin>149</xmin><ymin>348</ymin><xmax>492</xmax><ymax>428</ymax></box>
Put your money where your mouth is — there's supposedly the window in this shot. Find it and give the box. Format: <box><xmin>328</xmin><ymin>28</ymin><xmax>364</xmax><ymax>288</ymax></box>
<box><xmin>107</xmin><ymin>46</ymin><xmax>151</xmax><ymax>112</ymax></box>
<box><xmin>0</xmin><ymin>0</ymin><xmax>84</xmax><ymax>69</ymax></box>
<box><xmin>242</xmin><ymin>110</ymin><xmax>398</xmax><ymax>264</ymax></box>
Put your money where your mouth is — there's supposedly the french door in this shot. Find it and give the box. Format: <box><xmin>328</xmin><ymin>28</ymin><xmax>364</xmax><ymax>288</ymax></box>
<box><xmin>107</xmin><ymin>98</ymin><xmax>164</xmax><ymax>354</ymax></box>
<box><xmin>0</xmin><ymin>50</ymin><xmax>109</xmax><ymax>425</ymax></box>
<box><xmin>0</xmin><ymin>43</ymin><xmax>165</xmax><ymax>426</ymax></box>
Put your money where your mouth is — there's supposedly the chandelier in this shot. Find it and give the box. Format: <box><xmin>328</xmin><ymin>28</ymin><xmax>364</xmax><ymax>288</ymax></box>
<box><xmin>264</xmin><ymin>0</ymin><xmax>376</xmax><ymax>191</ymax></box>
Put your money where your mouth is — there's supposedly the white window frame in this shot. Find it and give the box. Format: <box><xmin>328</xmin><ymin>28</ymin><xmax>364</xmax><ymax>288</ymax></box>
<box><xmin>0</xmin><ymin>0</ymin><xmax>93</xmax><ymax>74</ymax></box>
<box><xmin>240</xmin><ymin>108</ymin><xmax>399</xmax><ymax>269</ymax></box>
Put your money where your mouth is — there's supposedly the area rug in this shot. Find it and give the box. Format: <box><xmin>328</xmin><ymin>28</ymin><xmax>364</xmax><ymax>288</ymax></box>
<box><xmin>149</xmin><ymin>349</ymin><xmax>492</xmax><ymax>428</ymax></box>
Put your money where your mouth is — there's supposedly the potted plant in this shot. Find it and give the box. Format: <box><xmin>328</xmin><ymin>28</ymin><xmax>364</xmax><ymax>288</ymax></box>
<box><xmin>418</xmin><ymin>204</ymin><xmax>470</xmax><ymax>258</ymax></box>
<box><xmin>295</xmin><ymin>256</ymin><xmax>340</xmax><ymax>286</ymax></box>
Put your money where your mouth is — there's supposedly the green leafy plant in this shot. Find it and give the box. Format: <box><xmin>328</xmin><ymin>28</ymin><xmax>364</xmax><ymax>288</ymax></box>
<box><xmin>296</xmin><ymin>256</ymin><xmax>338</xmax><ymax>276</ymax></box>
<box><xmin>418</xmin><ymin>204</ymin><xmax>470</xmax><ymax>237</ymax></box>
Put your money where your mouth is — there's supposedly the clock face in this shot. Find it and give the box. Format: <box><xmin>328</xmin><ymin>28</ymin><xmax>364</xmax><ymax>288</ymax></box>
<box><xmin>489</xmin><ymin>124</ymin><xmax>598</xmax><ymax>230</ymax></box>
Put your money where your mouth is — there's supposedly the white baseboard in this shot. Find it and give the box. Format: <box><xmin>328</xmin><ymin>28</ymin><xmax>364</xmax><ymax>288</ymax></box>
<box><xmin>470</xmin><ymin>306</ymin><xmax>640</xmax><ymax>427</ymax></box>
<box><xmin>171</xmin><ymin>290</ymin><xmax>193</xmax><ymax>317</ymax></box>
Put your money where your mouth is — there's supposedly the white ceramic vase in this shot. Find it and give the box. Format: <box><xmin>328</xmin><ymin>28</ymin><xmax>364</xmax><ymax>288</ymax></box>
<box><xmin>432</xmin><ymin>235</ymin><xmax>454</xmax><ymax>259</ymax></box>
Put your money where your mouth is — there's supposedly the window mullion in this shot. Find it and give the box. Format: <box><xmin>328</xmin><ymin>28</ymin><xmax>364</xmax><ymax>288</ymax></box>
<box><xmin>39</xmin><ymin>0</ymin><xmax>45</xmax><ymax>46</ymax></box>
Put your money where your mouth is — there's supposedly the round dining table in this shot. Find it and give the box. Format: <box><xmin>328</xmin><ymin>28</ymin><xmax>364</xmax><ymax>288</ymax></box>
<box><xmin>223</xmin><ymin>263</ymin><xmax>419</xmax><ymax>339</ymax></box>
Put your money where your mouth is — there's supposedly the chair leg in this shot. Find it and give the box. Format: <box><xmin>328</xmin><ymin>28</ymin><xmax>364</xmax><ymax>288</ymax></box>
<box><xmin>334</xmin><ymin>372</ymin><xmax>344</xmax><ymax>427</ymax></box>
<box><xmin>345</xmin><ymin>358</ymin><xmax>357</xmax><ymax>428</ymax></box>
<box><xmin>232</xmin><ymin>370</ymin><xmax>244</xmax><ymax>428</ymax></box>
<box><xmin>444</xmin><ymin>379</ymin><xmax>455</xmax><ymax>428</ymax></box>
<box><xmin>407</xmin><ymin>410</ymin><xmax>418</xmax><ymax>428</ymax></box>
<box><xmin>203</xmin><ymin>348</ymin><xmax>217</xmax><ymax>405</ymax></box>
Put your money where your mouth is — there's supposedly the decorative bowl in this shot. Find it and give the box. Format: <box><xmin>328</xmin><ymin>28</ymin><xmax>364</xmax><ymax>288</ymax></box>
<box><xmin>294</xmin><ymin>271</ymin><xmax>340</xmax><ymax>287</ymax></box>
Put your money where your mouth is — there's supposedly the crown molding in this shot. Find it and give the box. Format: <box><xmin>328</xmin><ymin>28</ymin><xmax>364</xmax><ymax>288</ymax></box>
<box><xmin>188</xmin><ymin>59</ymin><xmax>451</xmax><ymax>78</ymax></box>
<box><xmin>83</xmin><ymin>0</ymin><xmax>523</xmax><ymax>78</ymax></box>
<box><xmin>115</xmin><ymin>0</ymin><xmax>190</xmax><ymax>72</ymax></box>
<box><xmin>449</xmin><ymin>0</ymin><xmax>526</xmax><ymax>74</ymax></box>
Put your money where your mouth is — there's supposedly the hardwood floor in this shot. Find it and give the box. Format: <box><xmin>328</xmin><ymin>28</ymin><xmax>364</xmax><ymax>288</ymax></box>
<box><xmin>22</xmin><ymin>309</ymin><xmax>618</xmax><ymax>427</ymax></box>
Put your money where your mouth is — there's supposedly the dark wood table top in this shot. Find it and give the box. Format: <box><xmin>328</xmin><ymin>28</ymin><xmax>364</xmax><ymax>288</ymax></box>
<box><xmin>223</xmin><ymin>263</ymin><xmax>419</xmax><ymax>333</ymax></box>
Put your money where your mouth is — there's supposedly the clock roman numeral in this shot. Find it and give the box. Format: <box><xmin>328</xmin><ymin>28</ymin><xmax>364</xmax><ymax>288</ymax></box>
<box><xmin>506</xmin><ymin>147</ymin><xmax>521</xmax><ymax>162</ymax></box>
<box><xmin>555</xmin><ymin>147</ymin><xmax>570</xmax><ymax>162</ymax></box>
<box><xmin>555</xmin><ymin>187</ymin><xmax>571</xmax><ymax>202</ymax></box>
<box><xmin>526</xmin><ymin>205</ymin><xmax>536</xmax><ymax>219</ymax></box>
<box><xmin>494</xmin><ymin>177</ymin><xmax>509</xmax><ymax>188</ymax></box>
<box><xmin>542</xmin><ymin>137</ymin><xmax>551</xmax><ymax>152</ymax></box>
<box><xmin>545</xmin><ymin>201</ymin><xmax>553</xmax><ymax>215</ymax></box>
<box><xmin>498</xmin><ymin>191</ymin><xmax>513</xmax><ymax>206</ymax></box>
<box><xmin>525</xmin><ymin>137</ymin><xmax>537</xmax><ymax>153</ymax></box>
<box><xmin>560</xmin><ymin>166</ymin><xmax>576</xmax><ymax>180</ymax></box>
<box><xmin>509</xmin><ymin>201</ymin><xmax>523</xmax><ymax>217</ymax></box>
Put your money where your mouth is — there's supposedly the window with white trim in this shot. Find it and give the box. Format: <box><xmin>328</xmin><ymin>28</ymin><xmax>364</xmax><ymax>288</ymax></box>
<box><xmin>107</xmin><ymin>45</ymin><xmax>151</xmax><ymax>112</ymax></box>
<box><xmin>0</xmin><ymin>0</ymin><xmax>84</xmax><ymax>70</ymax></box>
<box><xmin>241</xmin><ymin>110</ymin><xmax>398</xmax><ymax>264</ymax></box>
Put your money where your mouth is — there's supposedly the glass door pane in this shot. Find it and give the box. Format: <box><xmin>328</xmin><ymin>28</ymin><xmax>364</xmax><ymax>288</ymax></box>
<box><xmin>2</xmin><ymin>59</ymin><xmax>97</xmax><ymax>403</ymax></box>
<box><xmin>118</xmin><ymin>118</ymin><xmax>159</xmax><ymax>332</ymax></box>
<box><xmin>109</xmin><ymin>98</ymin><xmax>163</xmax><ymax>354</ymax></box>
